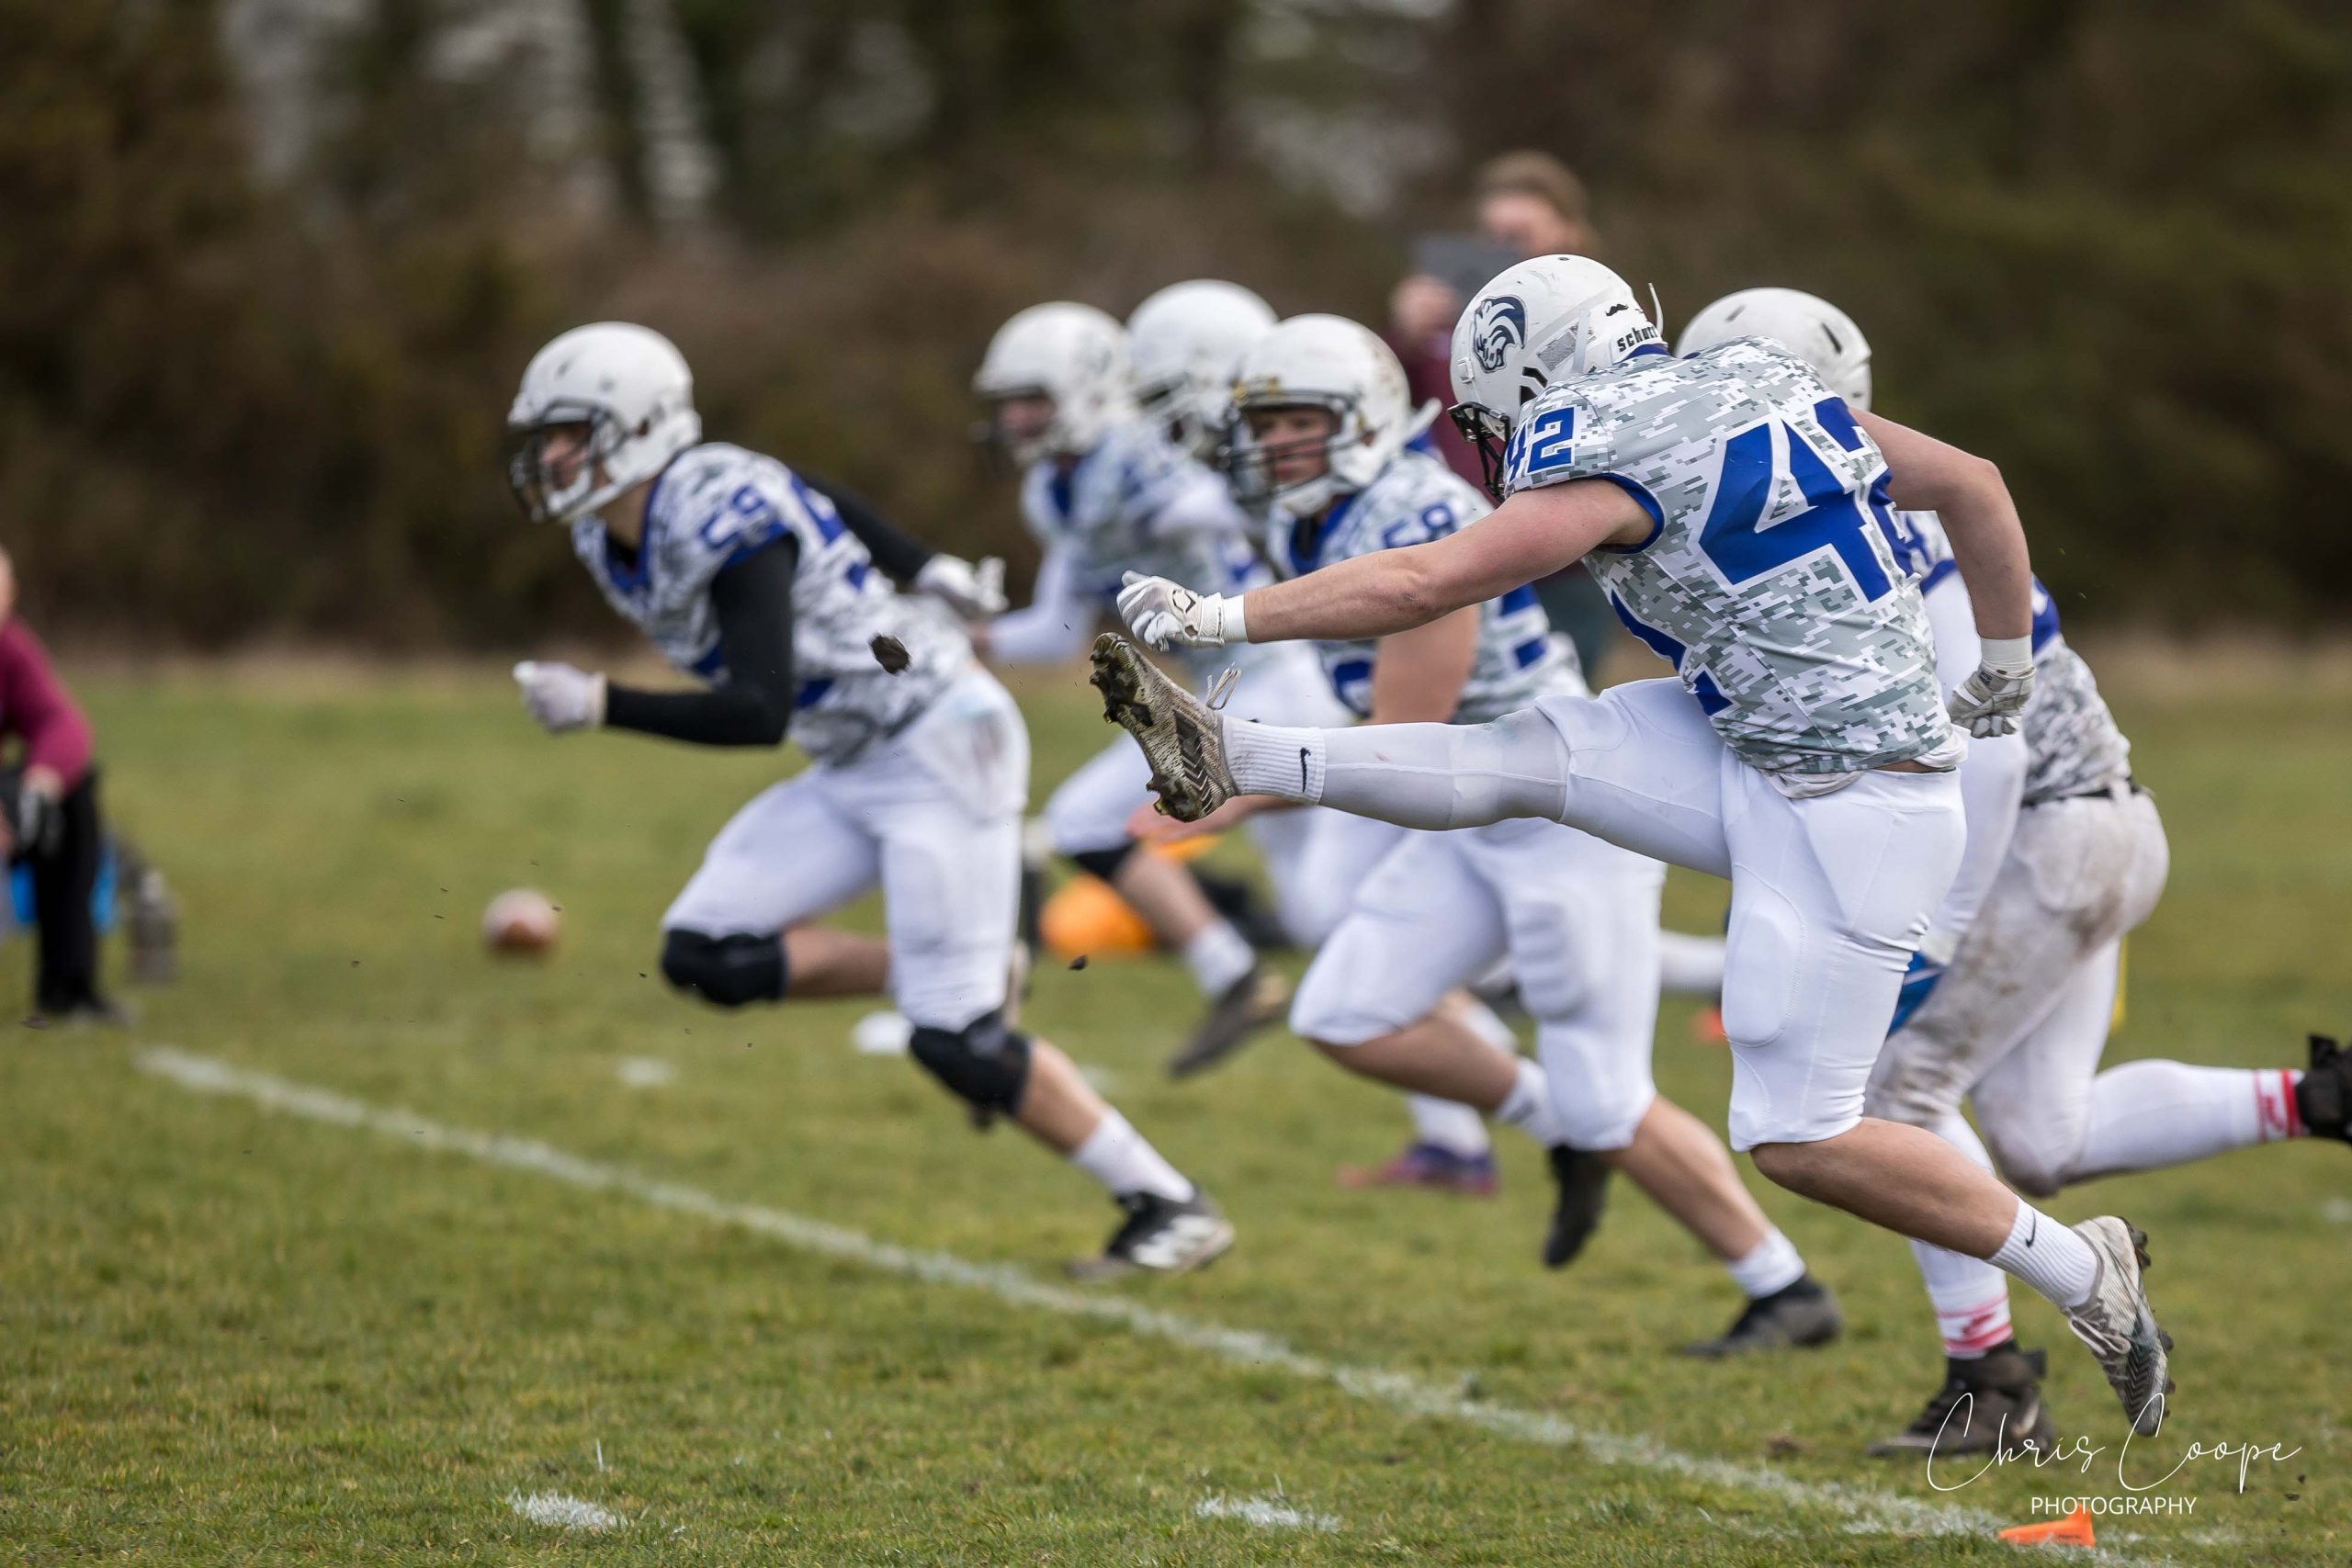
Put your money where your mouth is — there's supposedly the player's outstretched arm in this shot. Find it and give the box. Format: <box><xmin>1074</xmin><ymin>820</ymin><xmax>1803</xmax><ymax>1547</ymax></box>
<box><xmin>1117</xmin><ymin>479</ymin><xmax>1645</xmax><ymax>649</ymax></box>
<box><xmin>1860</xmin><ymin>411</ymin><xmax>2037</xmax><ymax>736</ymax></box>
<box><xmin>805</xmin><ymin>473</ymin><xmax>1005</xmax><ymax>618</ymax></box>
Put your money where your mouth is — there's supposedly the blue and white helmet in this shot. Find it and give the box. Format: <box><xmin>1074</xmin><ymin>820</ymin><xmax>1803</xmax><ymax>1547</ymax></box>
<box><xmin>1126</xmin><ymin>279</ymin><xmax>1276</xmax><ymax>461</ymax></box>
<box><xmin>1446</xmin><ymin>254</ymin><xmax>1657</xmax><ymax>496</ymax></box>
<box><xmin>1225</xmin><ymin>313</ymin><xmax>1414</xmax><ymax>524</ymax></box>
<box><xmin>1675</xmin><ymin>287</ymin><xmax>1871</xmax><ymax>411</ymax></box>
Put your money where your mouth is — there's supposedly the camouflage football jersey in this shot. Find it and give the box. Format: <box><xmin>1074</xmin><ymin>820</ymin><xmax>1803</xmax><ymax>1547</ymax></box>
<box><xmin>1505</xmin><ymin>337</ymin><xmax>1957</xmax><ymax>787</ymax></box>
<box><xmin>1269</xmin><ymin>446</ymin><xmax>1583</xmax><ymax>722</ymax></box>
<box><xmin>573</xmin><ymin>442</ymin><xmax>966</xmax><ymax>766</ymax></box>
<box><xmin>1897</xmin><ymin>512</ymin><xmax>2132</xmax><ymax>807</ymax></box>
<box><xmin>1020</xmin><ymin>415</ymin><xmax>1270</xmax><ymax>682</ymax></box>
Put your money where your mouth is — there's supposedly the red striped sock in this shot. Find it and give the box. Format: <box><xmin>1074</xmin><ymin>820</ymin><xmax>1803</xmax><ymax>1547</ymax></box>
<box><xmin>2255</xmin><ymin>1069</ymin><xmax>2306</xmax><ymax>1142</ymax></box>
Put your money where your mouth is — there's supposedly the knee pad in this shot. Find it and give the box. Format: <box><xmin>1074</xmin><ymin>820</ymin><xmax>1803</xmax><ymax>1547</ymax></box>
<box><xmin>660</xmin><ymin>929</ymin><xmax>786</xmax><ymax>1008</ymax></box>
<box><xmin>909</xmin><ymin>1010</ymin><xmax>1033</xmax><ymax>1114</ymax></box>
<box><xmin>1067</xmin><ymin>843</ymin><xmax>1137</xmax><ymax>885</ymax></box>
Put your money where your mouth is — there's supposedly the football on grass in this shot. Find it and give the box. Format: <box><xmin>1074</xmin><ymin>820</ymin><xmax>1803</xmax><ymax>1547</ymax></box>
<box><xmin>481</xmin><ymin>888</ymin><xmax>560</xmax><ymax>955</ymax></box>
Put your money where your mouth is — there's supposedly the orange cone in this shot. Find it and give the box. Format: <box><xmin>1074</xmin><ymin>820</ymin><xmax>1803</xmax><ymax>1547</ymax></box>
<box><xmin>1997</xmin><ymin>1505</ymin><xmax>2095</xmax><ymax>1549</ymax></box>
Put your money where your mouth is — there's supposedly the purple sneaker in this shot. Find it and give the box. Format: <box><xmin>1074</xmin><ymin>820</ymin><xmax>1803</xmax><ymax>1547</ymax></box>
<box><xmin>1336</xmin><ymin>1141</ymin><xmax>1499</xmax><ymax>1197</ymax></box>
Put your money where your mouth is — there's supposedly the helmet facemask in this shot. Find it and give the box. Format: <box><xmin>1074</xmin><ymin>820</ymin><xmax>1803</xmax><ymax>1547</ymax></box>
<box><xmin>506</xmin><ymin>401</ymin><xmax>635</xmax><ymax>525</ymax></box>
<box><xmin>1222</xmin><ymin>399</ymin><xmax>1351</xmax><ymax>524</ymax></box>
<box><xmin>1447</xmin><ymin>400</ymin><xmax>1514</xmax><ymax>502</ymax></box>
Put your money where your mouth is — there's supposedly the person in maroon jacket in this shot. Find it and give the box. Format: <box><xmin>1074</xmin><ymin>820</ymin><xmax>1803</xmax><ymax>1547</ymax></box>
<box><xmin>1387</xmin><ymin>152</ymin><xmax>1623</xmax><ymax>681</ymax></box>
<box><xmin>0</xmin><ymin>548</ymin><xmax>119</xmax><ymax>1024</ymax></box>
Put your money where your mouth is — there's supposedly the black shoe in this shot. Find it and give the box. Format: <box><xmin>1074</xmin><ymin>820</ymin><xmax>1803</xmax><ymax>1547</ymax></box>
<box><xmin>1543</xmin><ymin>1146</ymin><xmax>1613</xmax><ymax>1269</ymax></box>
<box><xmin>24</xmin><ymin>995</ymin><xmax>138</xmax><ymax>1031</ymax></box>
<box><xmin>2299</xmin><ymin>1034</ymin><xmax>2350</xmax><ymax>1140</ymax></box>
<box><xmin>1193</xmin><ymin>868</ymin><xmax>1295</xmax><ymax>953</ymax></box>
<box><xmin>1067</xmin><ymin>1190</ymin><xmax>1234</xmax><ymax>1280</ymax></box>
<box><xmin>1681</xmin><ymin>1275</ymin><xmax>1844</xmax><ymax>1358</ymax></box>
<box><xmin>1867</xmin><ymin>1344</ymin><xmax>2060</xmax><ymax>1458</ymax></box>
<box><xmin>1165</xmin><ymin>967</ymin><xmax>1289</xmax><ymax>1078</ymax></box>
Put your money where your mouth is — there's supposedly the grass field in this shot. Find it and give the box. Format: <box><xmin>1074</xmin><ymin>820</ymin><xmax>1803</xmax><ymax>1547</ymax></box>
<box><xmin>3</xmin><ymin>654</ymin><xmax>2347</xmax><ymax>1564</ymax></box>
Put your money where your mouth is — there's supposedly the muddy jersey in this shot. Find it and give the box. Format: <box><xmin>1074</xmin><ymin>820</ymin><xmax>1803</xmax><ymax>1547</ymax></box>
<box><xmin>1897</xmin><ymin>512</ymin><xmax>2131</xmax><ymax>806</ymax></box>
<box><xmin>1020</xmin><ymin>415</ymin><xmax>1268</xmax><ymax>682</ymax></box>
<box><xmin>1504</xmin><ymin>337</ymin><xmax>1956</xmax><ymax>786</ymax></box>
<box><xmin>1270</xmin><ymin>447</ymin><xmax>1582</xmax><ymax>722</ymax></box>
<box><xmin>573</xmin><ymin>442</ymin><xmax>966</xmax><ymax>765</ymax></box>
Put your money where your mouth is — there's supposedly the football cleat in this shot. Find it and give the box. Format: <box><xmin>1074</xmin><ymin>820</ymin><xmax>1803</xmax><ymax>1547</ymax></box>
<box><xmin>2062</xmin><ymin>1217</ymin><xmax>2173</xmax><ymax>1435</ymax></box>
<box><xmin>1088</xmin><ymin>635</ymin><xmax>1236</xmax><ymax>823</ymax></box>
<box><xmin>1166</xmin><ymin>966</ymin><xmax>1290</xmax><ymax>1078</ymax></box>
<box><xmin>2298</xmin><ymin>1033</ymin><xmax>2350</xmax><ymax>1140</ymax></box>
<box><xmin>1067</xmin><ymin>1190</ymin><xmax>1234</xmax><ymax>1280</ymax></box>
<box><xmin>1543</xmin><ymin>1145</ymin><xmax>1613</xmax><ymax>1268</ymax></box>
<box><xmin>1336</xmin><ymin>1141</ymin><xmax>1499</xmax><ymax>1197</ymax></box>
<box><xmin>1867</xmin><ymin>1345</ymin><xmax>2058</xmax><ymax>1459</ymax></box>
<box><xmin>1682</xmin><ymin>1275</ymin><xmax>1844</xmax><ymax>1358</ymax></box>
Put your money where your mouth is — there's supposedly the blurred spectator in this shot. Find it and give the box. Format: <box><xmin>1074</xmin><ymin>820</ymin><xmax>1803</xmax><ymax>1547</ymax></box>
<box><xmin>1387</xmin><ymin>150</ymin><xmax>1623</xmax><ymax>680</ymax></box>
<box><xmin>0</xmin><ymin>547</ymin><xmax>125</xmax><ymax>1025</ymax></box>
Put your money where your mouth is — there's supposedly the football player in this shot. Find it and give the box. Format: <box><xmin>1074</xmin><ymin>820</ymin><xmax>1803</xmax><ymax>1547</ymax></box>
<box><xmin>1679</xmin><ymin>288</ymin><xmax>2352</xmax><ymax>1453</ymax></box>
<box><xmin>970</xmin><ymin>295</ymin><xmax>1355</xmax><ymax>1077</ymax></box>
<box><xmin>503</xmin><ymin>321</ymin><xmax>1231</xmax><ymax>1277</ymax></box>
<box><xmin>1181</xmin><ymin>312</ymin><xmax>1838</xmax><ymax>1348</ymax></box>
<box><xmin>1094</xmin><ymin>255</ymin><xmax>2176</xmax><ymax>1434</ymax></box>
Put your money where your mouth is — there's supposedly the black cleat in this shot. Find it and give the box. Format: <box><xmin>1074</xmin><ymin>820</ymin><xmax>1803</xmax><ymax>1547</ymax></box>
<box><xmin>1682</xmin><ymin>1275</ymin><xmax>1844</xmax><ymax>1358</ymax></box>
<box><xmin>1067</xmin><ymin>1189</ymin><xmax>1234</xmax><ymax>1280</ymax></box>
<box><xmin>2298</xmin><ymin>1033</ymin><xmax>2350</xmax><ymax>1140</ymax></box>
<box><xmin>1543</xmin><ymin>1145</ymin><xmax>1613</xmax><ymax>1268</ymax></box>
<box><xmin>1868</xmin><ymin>1344</ymin><xmax>2060</xmax><ymax>1458</ymax></box>
<box><xmin>1166</xmin><ymin>966</ymin><xmax>1289</xmax><ymax>1078</ymax></box>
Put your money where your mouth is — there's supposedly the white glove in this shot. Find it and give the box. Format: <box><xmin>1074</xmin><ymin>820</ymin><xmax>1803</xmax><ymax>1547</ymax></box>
<box><xmin>1946</xmin><ymin>635</ymin><xmax>2035</xmax><ymax>739</ymax></box>
<box><xmin>913</xmin><ymin>553</ymin><xmax>1008</xmax><ymax>618</ymax></box>
<box><xmin>514</xmin><ymin>660</ymin><xmax>606</xmax><ymax>733</ymax></box>
<box><xmin>1116</xmin><ymin>571</ymin><xmax>1246</xmax><ymax>650</ymax></box>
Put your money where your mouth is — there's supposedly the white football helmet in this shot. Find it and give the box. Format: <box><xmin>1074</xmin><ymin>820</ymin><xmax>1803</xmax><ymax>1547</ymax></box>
<box><xmin>1675</xmin><ymin>287</ymin><xmax>1871</xmax><ymax>410</ymax></box>
<box><xmin>506</xmin><ymin>322</ymin><xmax>701</xmax><ymax>524</ymax></box>
<box><xmin>1126</xmin><ymin>279</ymin><xmax>1277</xmax><ymax>461</ymax></box>
<box><xmin>1446</xmin><ymin>255</ymin><xmax>1659</xmax><ymax>496</ymax></box>
<box><xmin>1225</xmin><ymin>313</ymin><xmax>1414</xmax><ymax>523</ymax></box>
<box><xmin>972</xmin><ymin>302</ymin><xmax>1134</xmax><ymax>466</ymax></box>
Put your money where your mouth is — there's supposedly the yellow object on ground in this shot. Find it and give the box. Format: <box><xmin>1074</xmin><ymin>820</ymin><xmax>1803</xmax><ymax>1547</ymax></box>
<box><xmin>1996</xmin><ymin>1505</ymin><xmax>2094</xmax><ymax>1549</ymax></box>
<box><xmin>1037</xmin><ymin>836</ymin><xmax>1221</xmax><ymax>962</ymax></box>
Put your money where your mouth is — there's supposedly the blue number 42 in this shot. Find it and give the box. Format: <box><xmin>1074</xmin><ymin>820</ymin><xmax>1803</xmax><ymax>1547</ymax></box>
<box><xmin>1699</xmin><ymin>414</ymin><xmax>1905</xmax><ymax>601</ymax></box>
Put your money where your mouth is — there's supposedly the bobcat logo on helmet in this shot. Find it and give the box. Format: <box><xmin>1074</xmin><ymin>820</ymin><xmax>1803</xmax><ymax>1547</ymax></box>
<box><xmin>1471</xmin><ymin>296</ymin><xmax>1528</xmax><ymax>375</ymax></box>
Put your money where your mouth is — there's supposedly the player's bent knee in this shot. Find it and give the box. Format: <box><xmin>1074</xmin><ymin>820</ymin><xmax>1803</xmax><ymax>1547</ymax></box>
<box><xmin>909</xmin><ymin>1010</ymin><xmax>1033</xmax><ymax>1114</ymax></box>
<box><xmin>1288</xmin><ymin>968</ymin><xmax>1398</xmax><ymax>1050</ymax></box>
<box><xmin>1553</xmin><ymin>1085</ymin><xmax>1651</xmax><ymax>1152</ymax></box>
<box><xmin>1980</xmin><ymin>1125</ymin><xmax>2068</xmax><ymax>1199</ymax></box>
<box><xmin>660</xmin><ymin>929</ymin><xmax>786</xmax><ymax>1008</ymax></box>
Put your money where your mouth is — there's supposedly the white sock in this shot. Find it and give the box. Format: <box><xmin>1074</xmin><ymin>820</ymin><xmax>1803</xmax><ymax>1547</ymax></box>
<box><xmin>2072</xmin><ymin>1062</ymin><xmax>2305</xmax><ymax>1179</ymax></box>
<box><xmin>1406</xmin><ymin>1094</ymin><xmax>1491</xmax><ymax>1157</ymax></box>
<box><xmin>1493</xmin><ymin>1057</ymin><xmax>1564</xmax><ymax>1148</ymax></box>
<box><xmin>1987</xmin><ymin>1199</ymin><xmax>2098</xmax><ymax>1311</ymax></box>
<box><xmin>1180</xmin><ymin>919</ymin><xmax>1256</xmax><ymax>998</ymax></box>
<box><xmin>1222</xmin><ymin>713</ymin><xmax>1566</xmax><ymax>829</ymax></box>
<box><xmin>1912</xmin><ymin>1111</ymin><xmax>2015</xmax><ymax>1357</ymax></box>
<box><xmin>1069</xmin><ymin>1110</ymin><xmax>1195</xmax><ymax>1203</ymax></box>
<box><xmin>1657</xmin><ymin>931</ymin><xmax>1727</xmax><ymax>995</ymax></box>
<box><xmin>1724</xmin><ymin>1227</ymin><xmax>1807</xmax><ymax>1299</ymax></box>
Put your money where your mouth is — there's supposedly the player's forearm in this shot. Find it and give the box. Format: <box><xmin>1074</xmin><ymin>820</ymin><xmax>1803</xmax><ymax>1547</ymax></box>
<box><xmin>1936</xmin><ymin>478</ymin><xmax>2034</xmax><ymax>643</ymax></box>
<box><xmin>803</xmin><ymin>475</ymin><xmax>934</xmax><ymax>584</ymax></box>
<box><xmin>605</xmin><ymin>682</ymin><xmax>791</xmax><ymax>747</ymax></box>
<box><xmin>1240</xmin><ymin>545</ymin><xmax>1474</xmax><ymax>644</ymax></box>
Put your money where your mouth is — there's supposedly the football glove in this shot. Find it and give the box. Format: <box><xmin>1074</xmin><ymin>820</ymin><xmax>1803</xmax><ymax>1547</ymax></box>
<box><xmin>1116</xmin><ymin>571</ymin><xmax>1245</xmax><ymax>650</ymax></box>
<box><xmin>514</xmin><ymin>660</ymin><xmax>605</xmax><ymax>733</ymax></box>
<box><xmin>913</xmin><ymin>553</ymin><xmax>1008</xmax><ymax>619</ymax></box>
<box><xmin>4</xmin><ymin>775</ymin><xmax>62</xmax><ymax>860</ymax></box>
<box><xmin>1946</xmin><ymin>635</ymin><xmax>2035</xmax><ymax>739</ymax></box>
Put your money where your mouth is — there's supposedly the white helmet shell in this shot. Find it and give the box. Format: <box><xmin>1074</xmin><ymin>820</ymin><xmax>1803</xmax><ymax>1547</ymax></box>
<box><xmin>1227</xmin><ymin>313</ymin><xmax>1412</xmax><ymax>523</ymax></box>
<box><xmin>1126</xmin><ymin>279</ymin><xmax>1277</xmax><ymax>461</ymax></box>
<box><xmin>973</xmin><ymin>302</ymin><xmax>1135</xmax><ymax>465</ymax></box>
<box><xmin>506</xmin><ymin>322</ymin><xmax>701</xmax><ymax>524</ymax></box>
<box><xmin>1675</xmin><ymin>287</ymin><xmax>1872</xmax><ymax>410</ymax></box>
<box><xmin>1448</xmin><ymin>254</ymin><xmax>1657</xmax><ymax>425</ymax></box>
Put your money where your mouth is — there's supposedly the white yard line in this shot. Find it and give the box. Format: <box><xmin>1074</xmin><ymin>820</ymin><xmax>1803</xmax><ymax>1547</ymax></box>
<box><xmin>1193</xmin><ymin>1492</ymin><xmax>1341</xmax><ymax>1532</ymax></box>
<box><xmin>138</xmin><ymin>1047</ymin><xmax>2177</xmax><ymax>1556</ymax></box>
